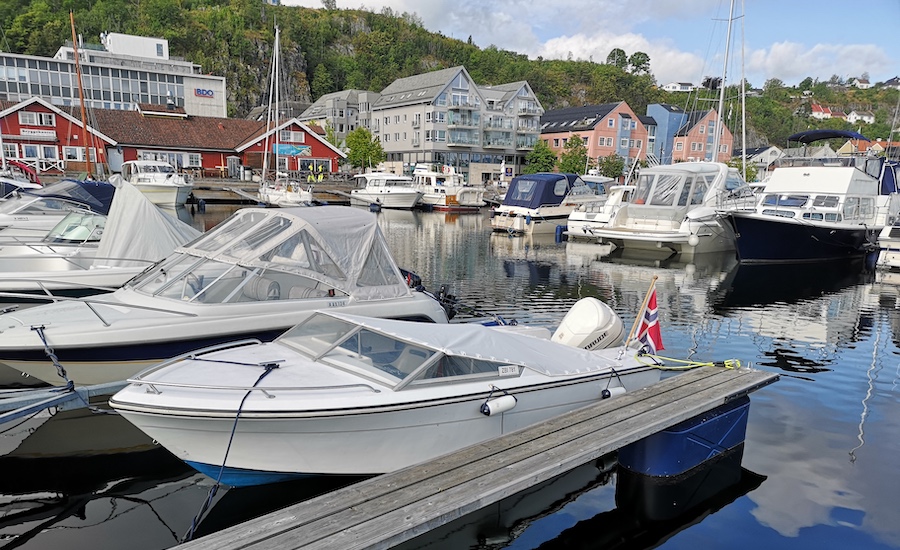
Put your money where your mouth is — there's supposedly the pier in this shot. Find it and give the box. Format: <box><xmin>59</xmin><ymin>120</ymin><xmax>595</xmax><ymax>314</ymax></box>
<box><xmin>180</xmin><ymin>365</ymin><xmax>778</xmax><ymax>550</ymax></box>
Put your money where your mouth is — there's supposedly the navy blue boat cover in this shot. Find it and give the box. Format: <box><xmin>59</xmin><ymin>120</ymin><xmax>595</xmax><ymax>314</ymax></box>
<box><xmin>786</xmin><ymin>129</ymin><xmax>870</xmax><ymax>144</ymax></box>
<box><xmin>24</xmin><ymin>178</ymin><xmax>116</xmax><ymax>215</ymax></box>
<box><xmin>502</xmin><ymin>173</ymin><xmax>581</xmax><ymax>209</ymax></box>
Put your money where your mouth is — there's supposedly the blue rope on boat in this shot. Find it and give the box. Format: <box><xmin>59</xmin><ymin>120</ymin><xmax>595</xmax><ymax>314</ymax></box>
<box><xmin>181</xmin><ymin>362</ymin><xmax>280</xmax><ymax>543</ymax></box>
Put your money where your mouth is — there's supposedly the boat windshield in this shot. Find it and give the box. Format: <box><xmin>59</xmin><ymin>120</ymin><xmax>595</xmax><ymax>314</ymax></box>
<box><xmin>0</xmin><ymin>196</ymin><xmax>91</xmax><ymax>215</ymax></box>
<box><xmin>42</xmin><ymin>211</ymin><xmax>105</xmax><ymax>243</ymax></box>
<box><xmin>279</xmin><ymin>314</ymin><xmax>437</xmax><ymax>381</ymax></box>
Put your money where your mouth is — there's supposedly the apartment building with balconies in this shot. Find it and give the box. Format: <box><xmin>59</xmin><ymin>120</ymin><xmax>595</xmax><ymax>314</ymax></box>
<box><xmin>370</xmin><ymin>66</ymin><xmax>543</xmax><ymax>184</ymax></box>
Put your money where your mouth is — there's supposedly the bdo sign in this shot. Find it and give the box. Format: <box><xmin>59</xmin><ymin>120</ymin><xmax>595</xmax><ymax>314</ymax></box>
<box><xmin>194</xmin><ymin>89</ymin><xmax>215</xmax><ymax>98</ymax></box>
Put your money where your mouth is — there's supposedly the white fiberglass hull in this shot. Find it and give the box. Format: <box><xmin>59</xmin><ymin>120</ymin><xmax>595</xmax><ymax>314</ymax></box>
<box><xmin>350</xmin><ymin>189</ymin><xmax>423</xmax><ymax>209</ymax></box>
<box><xmin>112</xmin><ymin>365</ymin><xmax>659</xmax><ymax>483</ymax></box>
<box><xmin>490</xmin><ymin>206</ymin><xmax>575</xmax><ymax>235</ymax></box>
<box><xmin>0</xmin><ymin>289</ymin><xmax>449</xmax><ymax>386</ymax></box>
<box><xmin>134</xmin><ymin>183</ymin><xmax>193</xmax><ymax>208</ymax></box>
<box><xmin>577</xmin><ymin>218</ymin><xmax>737</xmax><ymax>257</ymax></box>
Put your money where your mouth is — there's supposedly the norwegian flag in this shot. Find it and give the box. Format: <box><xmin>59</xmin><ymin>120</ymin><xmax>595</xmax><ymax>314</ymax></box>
<box><xmin>637</xmin><ymin>288</ymin><xmax>664</xmax><ymax>354</ymax></box>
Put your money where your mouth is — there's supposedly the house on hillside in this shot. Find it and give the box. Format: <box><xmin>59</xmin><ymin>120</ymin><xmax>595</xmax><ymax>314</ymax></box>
<box><xmin>846</xmin><ymin>110</ymin><xmax>876</xmax><ymax>125</ymax></box>
<box><xmin>539</xmin><ymin>102</ymin><xmax>654</xmax><ymax>170</ymax></box>
<box><xmin>661</xmin><ymin>82</ymin><xmax>695</xmax><ymax>93</ymax></box>
<box><xmin>298</xmin><ymin>89</ymin><xmax>380</xmax><ymax>146</ymax></box>
<box><xmin>850</xmin><ymin>77</ymin><xmax>872</xmax><ymax>89</ymax></box>
<box><xmin>810</xmin><ymin>103</ymin><xmax>832</xmax><ymax>120</ymax></box>
<box><xmin>883</xmin><ymin>76</ymin><xmax>900</xmax><ymax>90</ymax></box>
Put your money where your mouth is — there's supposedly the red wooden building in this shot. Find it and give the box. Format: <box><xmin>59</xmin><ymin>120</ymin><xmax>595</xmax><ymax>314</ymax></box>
<box><xmin>0</xmin><ymin>97</ymin><xmax>345</xmax><ymax>179</ymax></box>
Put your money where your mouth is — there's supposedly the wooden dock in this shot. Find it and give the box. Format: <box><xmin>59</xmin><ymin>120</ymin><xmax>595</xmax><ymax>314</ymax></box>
<box><xmin>179</xmin><ymin>366</ymin><xmax>778</xmax><ymax>550</ymax></box>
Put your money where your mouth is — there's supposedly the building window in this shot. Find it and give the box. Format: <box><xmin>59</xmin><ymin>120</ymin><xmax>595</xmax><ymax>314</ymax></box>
<box><xmin>636</xmin><ymin>140</ymin><xmax>642</xmax><ymax>149</ymax></box>
<box><xmin>19</xmin><ymin>111</ymin><xmax>55</xmax><ymax>126</ymax></box>
<box><xmin>553</xmin><ymin>138</ymin><xmax>559</xmax><ymax>147</ymax></box>
<box><xmin>187</xmin><ymin>153</ymin><xmax>201</xmax><ymax>167</ymax></box>
<box><xmin>606</xmin><ymin>137</ymin><xmax>614</xmax><ymax>146</ymax></box>
<box><xmin>280</xmin><ymin>130</ymin><xmax>305</xmax><ymax>143</ymax></box>
<box><xmin>620</xmin><ymin>138</ymin><xmax>628</xmax><ymax>148</ymax></box>
<box><xmin>676</xmin><ymin>142</ymin><xmax>684</xmax><ymax>151</ymax></box>
<box><xmin>3</xmin><ymin>143</ymin><xmax>17</xmax><ymax>159</ymax></box>
<box><xmin>394</xmin><ymin>133</ymin><xmax>400</xmax><ymax>141</ymax></box>
<box><xmin>384</xmin><ymin>134</ymin><xmax>390</xmax><ymax>142</ymax></box>
<box><xmin>607</xmin><ymin>118</ymin><xmax>614</xmax><ymax>128</ymax></box>
<box><xmin>394</xmin><ymin>115</ymin><xmax>400</xmax><ymax>124</ymax></box>
<box><xmin>562</xmin><ymin>138</ymin><xmax>568</xmax><ymax>146</ymax></box>
<box><xmin>63</xmin><ymin>146</ymin><xmax>82</xmax><ymax>161</ymax></box>
<box><xmin>720</xmin><ymin>144</ymin><xmax>729</xmax><ymax>153</ymax></box>
<box><xmin>582</xmin><ymin>137</ymin><xmax>588</xmax><ymax>145</ymax></box>
<box><xmin>629</xmin><ymin>139</ymin><xmax>634</xmax><ymax>148</ymax></box>
<box><xmin>699</xmin><ymin>124</ymin><xmax>705</xmax><ymax>134</ymax></box>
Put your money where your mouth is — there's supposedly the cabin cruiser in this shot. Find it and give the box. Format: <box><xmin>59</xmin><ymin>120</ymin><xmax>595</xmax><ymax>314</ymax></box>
<box><xmin>114</xmin><ymin>160</ymin><xmax>193</xmax><ymax>208</ymax></box>
<box><xmin>566</xmin><ymin>162</ymin><xmax>757</xmax><ymax>257</ymax></box>
<box><xmin>412</xmin><ymin>163</ymin><xmax>485</xmax><ymax>211</ymax></box>
<box><xmin>350</xmin><ymin>172</ymin><xmax>423</xmax><ymax>209</ymax></box>
<box><xmin>110</xmin><ymin>297</ymin><xmax>661</xmax><ymax>486</ymax></box>
<box><xmin>0</xmin><ymin>178</ymin><xmax>115</xmax><ymax>242</ymax></box>
<box><xmin>0</xmin><ymin>206</ymin><xmax>452</xmax><ymax>386</ymax></box>
<box><xmin>723</xmin><ymin>130</ymin><xmax>900</xmax><ymax>263</ymax></box>
<box><xmin>490</xmin><ymin>173</ymin><xmax>600</xmax><ymax>235</ymax></box>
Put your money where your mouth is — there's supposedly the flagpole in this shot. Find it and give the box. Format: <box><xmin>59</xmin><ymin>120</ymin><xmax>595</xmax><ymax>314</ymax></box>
<box><xmin>623</xmin><ymin>275</ymin><xmax>658</xmax><ymax>349</ymax></box>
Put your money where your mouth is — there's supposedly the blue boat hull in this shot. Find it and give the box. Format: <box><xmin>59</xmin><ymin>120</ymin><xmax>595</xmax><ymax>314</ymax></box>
<box><xmin>726</xmin><ymin>213</ymin><xmax>878</xmax><ymax>263</ymax></box>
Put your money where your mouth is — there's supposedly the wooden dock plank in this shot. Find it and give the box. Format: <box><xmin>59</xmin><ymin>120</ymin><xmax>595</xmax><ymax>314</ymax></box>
<box><xmin>180</xmin><ymin>367</ymin><xmax>778</xmax><ymax>550</ymax></box>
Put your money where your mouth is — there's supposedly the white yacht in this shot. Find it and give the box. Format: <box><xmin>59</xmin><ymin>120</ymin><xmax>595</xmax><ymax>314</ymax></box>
<box><xmin>490</xmin><ymin>173</ymin><xmax>599</xmax><ymax>235</ymax></box>
<box><xmin>115</xmin><ymin>160</ymin><xmax>193</xmax><ymax>208</ymax></box>
<box><xmin>412</xmin><ymin>163</ymin><xmax>485</xmax><ymax>211</ymax></box>
<box><xmin>350</xmin><ymin>172</ymin><xmax>423</xmax><ymax>209</ymax></box>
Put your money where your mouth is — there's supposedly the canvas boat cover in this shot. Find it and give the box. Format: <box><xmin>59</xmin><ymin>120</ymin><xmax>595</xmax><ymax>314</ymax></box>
<box><xmin>501</xmin><ymin>173</ymin><xmax>584</xmax><ymax>209</ymax></box>
<box><xmin>93</xmin><ymin>181</ymin><xmax>202</xmax><ymax>268</ymax></box>
<box><xmin>321</xmin><ymin>312</ymin><xmax>626</xmax><ymax>376</ymax></box>
<box><xmin>178</xmin><ymin>205</ymin><xmax>414</xmax><ymax>302</ymax></box>
<box><xmin>11</xmin><ymin>178</ymin><xmax>116</xmax><ymax>214</ymax></box>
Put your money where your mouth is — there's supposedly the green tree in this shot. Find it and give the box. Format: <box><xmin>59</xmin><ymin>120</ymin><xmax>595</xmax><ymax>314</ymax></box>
<box><xmin>523</xmin><ymin>140</ymin><xmax>557</xmax><ymax>173</ymax></box>
<box><xmin>627</xmin><ymin>51</ymin><xmax>651</xmax><ymax>75</ymax></box>
<box><xmin>727</xmin><ymin>157</ymin><xmax>759</xmax><ymax>183</ymax></box>
<box><xmin>606</xmin><ymin>48</ymin><xmax>627</xmax><ymax>69</ymax></box>
<box><xmin>345</xmin><ymin>127</ymin><xmax>385</xmax><ymax>170</ymax></box>
<box><xmin>558</xmin><ymin>135</ymin><xmax>589</xmax><ymax>174</ymax></box>
<box><xmin>596</xmin><ymin>154</ymin><xmax>625</xmax><ymax>179</ymax></box>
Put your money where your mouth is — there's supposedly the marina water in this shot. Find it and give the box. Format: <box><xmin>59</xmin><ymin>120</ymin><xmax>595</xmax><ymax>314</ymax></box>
<box><xmin>0</xmin><ymin>205</ymin><xmax>897</xmax><ymax>549</ymax></box>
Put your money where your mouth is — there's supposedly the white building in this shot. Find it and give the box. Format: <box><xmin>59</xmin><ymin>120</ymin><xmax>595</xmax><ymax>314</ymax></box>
<box><xmin>0</xmin><ymin>32</ymin><xmax>226</xmax><ymax>117</ymax></box>
<box><xmin>370</xmin><ymin>66</ymin><xmax>543</xmax><ymax>184</ymax></box>
<box><xmin>661</xmin><ymin>82</ymin><xmax>695</xmax><ymax>93</ymax></box>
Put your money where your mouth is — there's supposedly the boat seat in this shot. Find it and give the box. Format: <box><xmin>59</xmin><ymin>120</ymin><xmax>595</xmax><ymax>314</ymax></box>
<box><xmin>390</xmin><ymin>346</ymin><xmax>431</xmax><ymax>376</ymax></box>
<box><xmin>243</xmin><ymin>277</ymin><xmax>280</xmax><ymax>300</ymax></box>
<box><xmin>289</xmin><ymin>286</ymin><xmax>330</xmax><ymax>299</ymax></box>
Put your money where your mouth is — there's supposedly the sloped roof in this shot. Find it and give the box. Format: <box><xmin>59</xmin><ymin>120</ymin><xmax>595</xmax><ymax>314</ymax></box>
<box><xmin>374</xmin><ymin>66</ymin><xmax>473</xmax><ymax>110</ymax></box>
<box><xmin>300</xmin><ymin>89</ymin><xmax>371</xmax><ymax>119</ymax></box>
<box><xmin>91</xmin><ymin>109</ymin><xmax>266</xmax><ymax>151</ymax></box>
<box><xmin>674</xmin><ymin>110</ymin><xmax>712</xmax><ymax>136</ymax></box>
<box><xmin>540</xmin><ymin>103</ymin><xmax>621</xmax><ymax>133</ymax></box>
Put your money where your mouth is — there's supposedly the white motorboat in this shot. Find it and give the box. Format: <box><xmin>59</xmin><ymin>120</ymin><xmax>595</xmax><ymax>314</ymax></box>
<box><xmin>567</xmin><ymin>162</ymin><xmax>757</xmax><ymax>257</ymax></box>
<box><xmin>412</xmin><ymin>163</ymin><xmax>485</xmax><ymax>211</ymax></box>
<box><xmin>0</xmin><ymin>205</ymin><xmax>452</xmax><ymax>387</ymax></box>
<box><xmin>258</xmin><ymin>178</ymin><xmax>315</xmax><ymax>207</ymax></box>
<box><xmin>877</xmin><ymin>219</ymin><xmax>900</xmax><ymax>269</ymax></box>
<box><xmin>566</xmin><ymin>183</ymin><xmax>634</xmax><ymax>238</ymax></box>
<box><xmin>114</xmin><ymin>160</ymin><xmax>193</xmax><ymax>208</ymax></box>
<box><xmin>0</xmin><ymin>181</ymin><xmax>200</xmax><ymax>294</ymax></box>
<box><xmin>350</xmin><ymin>172</ymin><xmax>423</xmax><ymax>209</ymax></box>
<box><xmin>0</xmin><ymin>178</ymin><xmax>115</xmax><ymax>242</ymax></box>
<box><xmin>0</xmin><ymin>159</ymin><xmax>42</xmax><ymax>197</ymax></box>
<box><xmin>490</xmin><ymin>173</ymin><xmax>600</xmax><ymax>235</ymax></box>
<box><xmin>724</xmin><ymin>130</ymin><xmax>900</xmax><ymax>263</ymax></box>
<box><xmin>110</xmin><ymin>296</ymin><xmax>661</xmax><ymax>487</ymax></box>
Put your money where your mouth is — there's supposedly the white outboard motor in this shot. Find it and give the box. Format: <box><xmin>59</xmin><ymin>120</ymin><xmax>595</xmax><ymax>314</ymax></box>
<box><xmin>551</xmin><ymin>297</ymin><xmax>624</xmax><ymax>350</ymax></box>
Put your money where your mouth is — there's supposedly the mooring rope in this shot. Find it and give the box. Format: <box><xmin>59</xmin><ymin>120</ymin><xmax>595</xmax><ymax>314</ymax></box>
<box><xmin>30</xmin><ymin>325</ymin><xmax>74</xmax><ymax>391</ymax></box>
<box><xmin>181</xmin><ymin>362</ymin><xmax>280</xmax><ymax>543</ymax></box>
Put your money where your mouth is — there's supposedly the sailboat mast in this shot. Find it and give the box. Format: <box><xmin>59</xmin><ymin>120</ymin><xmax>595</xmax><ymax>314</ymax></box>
<box><xmin>713</xmin><ymin>0</ymin><xmax>736</xmax><ymax>162</ymax></box>
<box><xmin>261</xmin><ymin>26</ymin><xmax>279</xmax><ymax>185</ymax></box>
<box><xmin>69</xmin><ymin>11</ymin><xmax>92</xmax><ymax>180</ymax></box>
<box><xmin>740</xmin><ymin>0</ymin><xmax>747</xmax><ymax>180</ymax></box>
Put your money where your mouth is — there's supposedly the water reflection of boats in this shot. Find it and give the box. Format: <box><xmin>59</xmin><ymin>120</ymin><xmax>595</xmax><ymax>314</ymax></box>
<box><xmin>714</xmin><ymin>259</ymin><xmax>873</xmax><ymax>308</ymax></box>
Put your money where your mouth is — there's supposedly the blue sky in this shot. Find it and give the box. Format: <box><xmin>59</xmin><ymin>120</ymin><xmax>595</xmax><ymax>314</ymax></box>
<box><xmin>280</xmin><ymin>0</ymin><xmax>899</xmax><ymax>89</ymax></box>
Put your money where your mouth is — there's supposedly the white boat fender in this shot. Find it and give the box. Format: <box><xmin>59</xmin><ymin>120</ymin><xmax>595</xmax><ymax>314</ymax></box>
<box><xmin>601</xmin><ymin>386</ymin><xmax>626</xmax><ymax>399</ymax></box>
<box><xmin>481</xmin><ymin>387</ymin><xmax>517</xmax><ymax>416</ymax></box>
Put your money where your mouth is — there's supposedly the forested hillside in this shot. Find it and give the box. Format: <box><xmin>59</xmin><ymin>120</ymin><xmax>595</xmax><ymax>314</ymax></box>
<box><xmin>1</xmin><ymin>0</ymin><xmax>897</xmax><ymax>148</ymax></box>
